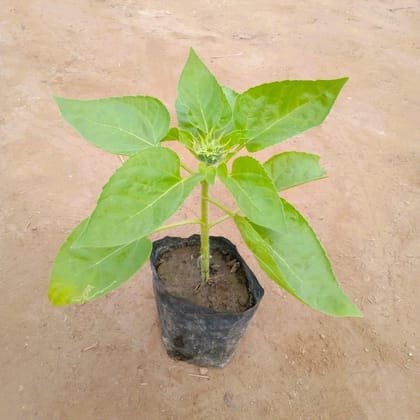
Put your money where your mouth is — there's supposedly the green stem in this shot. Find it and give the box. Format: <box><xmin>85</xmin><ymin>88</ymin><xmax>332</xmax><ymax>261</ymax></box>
<box><xmin>180</xmin><ymin>162</ymin><xmax>194</xmax><ymax>174</ymax></box>
<box><xmin>209</xmin><ymin>214</ymin><xmax>232</xmax><ymax>228</ymax></box>
<box><xmin>200</xmin><ymin>180</ymin><xmax>210</xmax><ymax>282</ymax></box>
<box><xmin>207</xmin><ymin>196</ymin><xmax>236</xmax><ymax>217</ymax></box>
<box><xmin>152</xmin><ymin>219</ymin><xmax>201</xmax><ymax>234</ymax></box>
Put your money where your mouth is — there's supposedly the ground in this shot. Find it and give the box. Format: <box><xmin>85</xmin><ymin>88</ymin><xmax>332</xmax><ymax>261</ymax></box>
<box><xmin>1</xmin><ymin>1</ymin><xmax>419</xmax><ymax>419</ymax></box>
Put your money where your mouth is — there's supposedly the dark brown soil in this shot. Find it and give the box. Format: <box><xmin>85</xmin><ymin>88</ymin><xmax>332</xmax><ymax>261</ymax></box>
<box><xmin>156</xmin><ymin>245</ymin><xmax>252</xmax><ymax>313</ymax></box>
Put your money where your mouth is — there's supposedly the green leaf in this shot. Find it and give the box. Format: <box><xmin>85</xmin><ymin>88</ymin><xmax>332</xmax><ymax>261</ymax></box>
<box><xmin>222</xmin><ymin>86</ymin><xmax>239</xmax><ymax>109</ymax></box>
<box><xmin>76</xmin><ymin>147</ymin><xmax>203</xmax><ymax>247</ymax></box>
<box><xmin>235</xmin><ymin>202</ymin><xmax>361</xmax><ymax>317</ymax></box>
<box><xmin>175</xmin><ymin>48</ymin><xmax>232</xmax><ymax>134</ymax></box>
<box><xmin>54</xmin><ymin>96</ymin><xmax>170</xmax><ymax>155</ymax></box>
<box><xmin>162</xmin><ymin>127</ymin><xmax>195</xmax><ymax>152</ymax></box>
<box><xmin>221</xmin><ymin>86</ymin><xmax>240</xmax><ymax>135</ymax></box>
<box><xmin>162</xmin><ymin>127</ymin><xmax>180</xmax><ymax>141</ymax></box>
<box><xmin>218</xmin><ymin>156</ymin><xmax>285</xmax><ymax>231</ymax></box>
<box><xmin>49</xmin><ymin>219</ymin><xmax>152</xmax><ymax>305</ymax></box>
<box><xmin>233</xmin><ymin>78</ymin><xmax>348</xmax><ymax>152</ymax></box>
<box><xmin>218</xmin><ymin>129</ymin><xmax>245</xmax><ymax>149</ymax></box>
<box><xmin>264</xmin><ymin>151</ymin><xmax>327</xmax><ymax>191</ymax></box>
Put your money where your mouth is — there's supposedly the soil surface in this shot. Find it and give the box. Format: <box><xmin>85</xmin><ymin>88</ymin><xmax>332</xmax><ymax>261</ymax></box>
<box><xmin>157</xmin><ymin>245</ymin><xmax>251</xmax><ymax>313</ymax></box>
<box><xmin>1</xmin><ymin>1</ymin><xmax>419</xmax><ymax>419</ymax></box>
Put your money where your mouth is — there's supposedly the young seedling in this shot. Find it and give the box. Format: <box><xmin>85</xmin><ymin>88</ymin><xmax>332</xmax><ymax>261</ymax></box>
<box><xmin>49</xmin><ymin>48</ymin><xmax>361</xmax><ymax>317</ymax></box>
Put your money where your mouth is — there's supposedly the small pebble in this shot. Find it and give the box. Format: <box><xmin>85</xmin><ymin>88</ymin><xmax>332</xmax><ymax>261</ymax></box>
<box><xmin>408</xmin><ymin>352</ymin><xmax>413</xmax><ymax>357</ymax></box>
<box><xmin>199</xmin><ymin>367</ymin><xmax>208</xmax><ymax>375</ymax></box>
<box><xmin>230</xmin><ymin>261</ymin><xmax>240</xmax><ymax>273</ymax></box>
<box><xmin>224</xmin><ymin>392</ymin><xmax>233</xmax><ymax>407</ymax></box>
<box><xmin>364</xmin><ymin>347</ymin><xmax>369</xmax><ymax>352</ymax></box>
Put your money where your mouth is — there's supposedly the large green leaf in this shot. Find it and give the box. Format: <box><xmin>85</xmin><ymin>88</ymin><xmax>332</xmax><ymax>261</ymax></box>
<box><xmin>175</xmin><ymin>48</ymin><xmax>232</xmax><ymax>134</ymax></box>
<box><xmin>54</xmin><ymin>96</ymin><xmax>170</xmax><ymax>155</ymax></box>
<box><xmin>233</xmin><ymin>78</ymin><xmax>348</xmax><ymax>152</ymax></box>
<box><xmin>264</xmin><ymin>151</ymin><xmax>327</xmax><ymax>191</ymax></box>
<box><xmin>218</xmin><ymin>156</ymin><xmax>285</xmax><ymax>231</ymax></box>
<box><xmin>49</xmin><ymin>219</ymin><xmax>152</xmax><ymax>305</ymax></box>
<box><xmin>76</xmin><ymin>147</ymin><xmax>203</xmax><ymax>247</ymax></box>
<box><xmin>235</xmin><ymin>202</ymin><xmax>361</xmax><ymax>317</ymax></box>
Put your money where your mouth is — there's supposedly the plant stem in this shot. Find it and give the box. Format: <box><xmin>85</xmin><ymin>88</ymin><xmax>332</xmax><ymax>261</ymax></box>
<box><xmin>152</xmin><ymin>219</ymin><xmax>201</xmax><ymax>234</ymax></box>
<box><xmin>200</xmin><ymin>180</ymin><xmax>210</xmax><ymax>282</ymax></box>
<box><xmin>207</xmin><ymin>196</ymin><xmax>236</xmax><ymax>217</ymax></box>
<box><xmin>209</xmin><ymin>214</ymin><xmax>231</xmax><ymax>228</ymax></box>
<box><xmin>180</xmin><ymin>162</ymin><xmax>194</xmax><ymax>174</ymax></box>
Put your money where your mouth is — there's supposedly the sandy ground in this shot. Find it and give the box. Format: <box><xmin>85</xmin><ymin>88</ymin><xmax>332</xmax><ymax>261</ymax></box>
<box><xmin>1</xmin><ymin>1</ymin><xmax>419</xmax><ymax>419</ymax></box>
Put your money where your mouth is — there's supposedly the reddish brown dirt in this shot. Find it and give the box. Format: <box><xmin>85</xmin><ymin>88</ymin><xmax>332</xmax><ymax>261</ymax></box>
<box><xmin>1</xmin><ymin>1</ymin><xmax>419</xmax><ymax>419</ymax></box>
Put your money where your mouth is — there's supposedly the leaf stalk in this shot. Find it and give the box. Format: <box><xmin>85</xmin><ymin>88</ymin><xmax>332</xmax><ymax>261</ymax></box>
<box><xmin>152</xmin><ymin>219</ymin><xmax>201</xmax><ymax>234</ymax></box>
<box><xmin>207</xmin><ymin>196</ymin><xmax>237</xmax><ymax>217</ymax></box>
